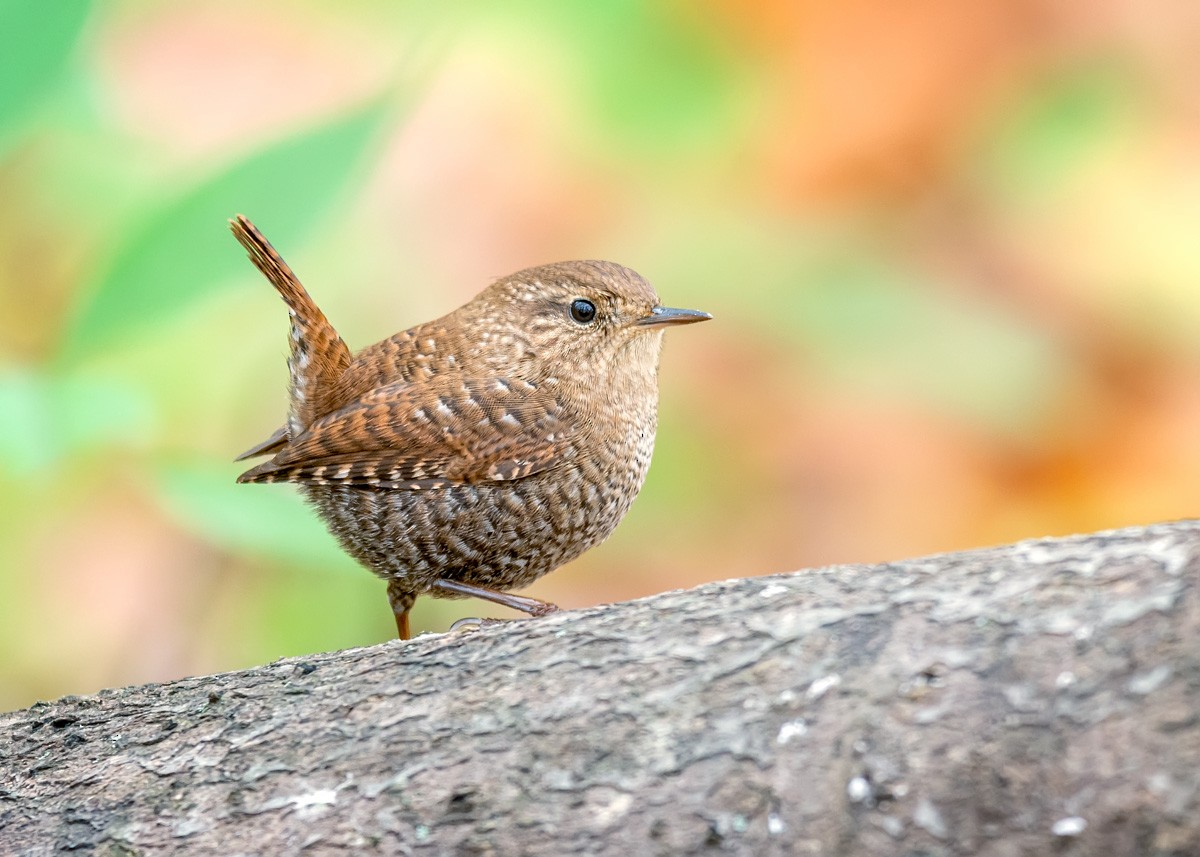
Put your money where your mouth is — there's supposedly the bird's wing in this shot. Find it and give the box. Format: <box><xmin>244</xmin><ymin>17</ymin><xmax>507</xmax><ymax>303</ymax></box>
<box><xmin>234</xmin><ymin>425</ymin><xmax>289</xmax><ymax>461</ymax></box>
<box><xmin>236</xmin><ymin>376</ymin><xmax>576</xmax><ymax>488</ymax></box>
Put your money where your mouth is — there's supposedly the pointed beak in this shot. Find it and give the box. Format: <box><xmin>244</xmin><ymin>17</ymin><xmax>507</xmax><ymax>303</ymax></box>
<box><xmin>637</xmin><ymin>306</ymin><xmax>712</xmax><ymax>328</ymax></box>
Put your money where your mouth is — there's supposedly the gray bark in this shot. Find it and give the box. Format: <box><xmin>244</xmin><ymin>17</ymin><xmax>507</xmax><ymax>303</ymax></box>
<box><xmin>2</xmin><ymin>521</ymin><xmax>1199</xmax><ymax>856</ymax></box>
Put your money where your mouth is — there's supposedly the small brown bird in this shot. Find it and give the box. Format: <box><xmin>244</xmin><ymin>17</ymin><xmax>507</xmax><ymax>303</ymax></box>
<box><xmin>232</xmin><ymin>215</ymin><xmax>709</xmax><ymax>638</ymax></box>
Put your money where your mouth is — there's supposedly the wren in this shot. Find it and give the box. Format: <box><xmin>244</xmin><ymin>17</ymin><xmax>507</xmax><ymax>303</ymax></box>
<box><xmin>231</xmin><ymin>215</ymin><xmax>710</xmax><ymax>639</ymax></box>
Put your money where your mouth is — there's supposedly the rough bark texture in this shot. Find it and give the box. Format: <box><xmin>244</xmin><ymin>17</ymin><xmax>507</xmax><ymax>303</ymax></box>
<box><xmin>2</xmin><ymin>522</ymin><xmax>1199</xmax><ymax>856</ymax></box>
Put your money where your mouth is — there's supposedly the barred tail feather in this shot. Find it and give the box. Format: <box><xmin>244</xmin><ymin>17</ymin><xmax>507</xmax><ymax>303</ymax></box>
<box><xmin>230</xmin><ymin>214</ymin><xmax>352</xmax><ymax>434</ymax></box>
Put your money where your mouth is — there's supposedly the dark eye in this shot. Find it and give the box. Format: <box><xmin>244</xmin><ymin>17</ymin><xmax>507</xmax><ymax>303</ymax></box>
<box><xmin>569</xmin><ymin>299</ymin><xmax>596</xmax><ymax>324</ymax></box>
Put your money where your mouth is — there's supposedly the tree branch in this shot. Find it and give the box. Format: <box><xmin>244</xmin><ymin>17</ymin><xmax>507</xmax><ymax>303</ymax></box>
<box><xmin>3</xmin><ymin>522</ymin><xmax>1199</xmax><ymax>855</ymax></box>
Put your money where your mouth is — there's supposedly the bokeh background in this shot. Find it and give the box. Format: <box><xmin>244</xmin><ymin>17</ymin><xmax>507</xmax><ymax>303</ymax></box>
<box><xmin>3</xmin><ymin>0</ymin><xmax>1200</xmax><ymax>711</ymax></box>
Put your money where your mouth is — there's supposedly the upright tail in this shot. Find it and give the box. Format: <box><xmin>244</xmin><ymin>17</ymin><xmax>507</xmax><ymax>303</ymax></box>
<box><xmin>231</xmin><ymin>215</ymin><xmax>352</xmax><ymax>436</ymax></box>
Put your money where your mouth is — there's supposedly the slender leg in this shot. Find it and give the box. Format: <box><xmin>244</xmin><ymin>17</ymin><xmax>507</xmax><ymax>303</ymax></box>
<box><xmin>387</xmin><ymin>580</ymin><xmax>416</xmax><ymax>640</ymax></box>
<box><xmin>433</xmin><ymin>579</ymin><xmax>560</xmax><ymax>617</ymax></box>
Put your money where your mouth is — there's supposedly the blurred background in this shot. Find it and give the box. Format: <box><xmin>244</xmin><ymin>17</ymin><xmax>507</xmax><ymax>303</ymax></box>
<box><xmin>3</xmin><ymin>0</ymin><xmax>1200</xmax><ymax>711</ymax></box>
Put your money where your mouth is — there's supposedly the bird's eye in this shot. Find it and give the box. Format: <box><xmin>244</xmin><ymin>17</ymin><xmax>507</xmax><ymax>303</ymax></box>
<box><xmin>569</xmin><ymin>299</ymin><xmax>597</xmax><ymax>324</ymax></box>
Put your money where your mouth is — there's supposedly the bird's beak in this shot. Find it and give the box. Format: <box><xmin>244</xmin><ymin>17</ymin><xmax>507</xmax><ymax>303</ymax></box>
<box><xmin>637</xmin><ymin>306</ymin><xmax>712</xmax><ymax>328</ymax></box>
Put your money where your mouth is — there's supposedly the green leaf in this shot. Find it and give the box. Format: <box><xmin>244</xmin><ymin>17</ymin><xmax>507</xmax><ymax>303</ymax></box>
<box><xmin>498</xmin><ymin>0</ymin><xmax>740</xmax><ymax>153</ymax></box>
<box><xmin>61</xmin><ymin>100</ymin><xmax>391</xmax><ymax>361</ymax></box>
<box><xmin>653</xmin><ymin>213</ymin><xmax>1068</xmax><ymax>438</ymax></box>
<box><xmin>0</xmin><ymin>367</ymin><xmax>154</xmax><ymax>476</ymax></box>
<box><xmin>0</xmin><ymin>0</ymin><xmax>92</xmax><ymax>130</ymax></box>
<box><xmin>572</xmin><ymin>2</ymin><xmax>733</xmax><ymax>145</ymax></box>
<box><xmin>978</xmin><ymin>63</ymin><xmax>1137</xmax><ymax>199</ymax></box>
<box><xmin>0</xmin><ymin>369</ymin><xmax>55</xmax><ymax>475</ymax></box>
<box><xmin>784</xmin><ymin>257</ymin><xmax>1068</xmax><ymax>435</ymax></box>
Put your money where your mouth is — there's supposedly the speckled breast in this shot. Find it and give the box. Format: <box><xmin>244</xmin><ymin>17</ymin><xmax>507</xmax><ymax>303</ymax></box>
<box><xmin>302</xmin><ymin>410</ymin><xmax>657</xmax><ymax>594</ymax></box>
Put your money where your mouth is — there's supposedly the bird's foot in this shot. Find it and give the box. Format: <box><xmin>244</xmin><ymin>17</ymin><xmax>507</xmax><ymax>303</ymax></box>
<box><xmin>449</xmin><ymin>616</ymin><xmax>510</xmax><ymax>633</ymax></box>
<box><xmin>448</xmin><ymin>606</ymin><xmax>561</xmax><ymax>633</ymax></box>
<box><xmin>525</xmin><ymin>601</ymin><xmax>560</xmax><ymax>617</ymax></box>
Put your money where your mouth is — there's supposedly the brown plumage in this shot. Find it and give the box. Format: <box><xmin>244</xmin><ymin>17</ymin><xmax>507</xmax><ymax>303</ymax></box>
<box><xmin>232</xmin><ymin>214</ymin><xmax>709</xmax><ymax>638</ymax></box>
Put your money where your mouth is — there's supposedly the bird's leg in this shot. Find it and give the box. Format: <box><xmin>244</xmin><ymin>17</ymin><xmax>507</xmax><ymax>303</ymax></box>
<box><xmin>433</xmin><ymin>578</ymin><xmax>561</xmax><ymax>617</ymax></box>
<box><xmin>387</xmin><ymin>580</ymin><xmax>416</xmax><ymax>640</ymax></box>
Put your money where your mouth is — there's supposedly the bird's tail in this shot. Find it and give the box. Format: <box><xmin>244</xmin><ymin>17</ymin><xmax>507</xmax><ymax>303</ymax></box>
<box><xmin>230</xmin><ymin>214</ymin><xmax>351</xmax><ymax>435</ymax></box>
